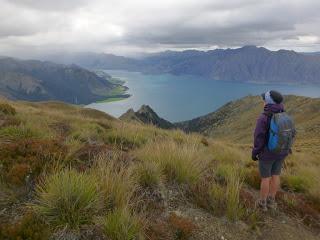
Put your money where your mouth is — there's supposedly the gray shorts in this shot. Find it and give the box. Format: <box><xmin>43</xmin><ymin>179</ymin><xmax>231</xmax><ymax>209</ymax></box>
<box><xmin>258</xmin><ymin>159</ymin><xmax>284</xmax><ymax>178</ymax></box>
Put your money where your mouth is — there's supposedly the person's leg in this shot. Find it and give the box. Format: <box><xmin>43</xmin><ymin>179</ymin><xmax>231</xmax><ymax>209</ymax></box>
<box><xmin>267</xmin><ymin>159</ymin><xmax>284</xmax><ymax>209</ymax></box>
<box><xmin>269</xmin><ymin>158</ymin><xmax>284</xmax><ymax>199</ymax></box>
<box><xmin>260</xmin><ymin>177</ymin><xmax>271</xmax><ymax>200</ymax></box>
<box><xmin>269</xmin><ymin>175</ymin><xmax>280</xmax><ymax>198</ymax></box>
<box><xmin>258</xmin><ymin>160</ymin><xmax>273</xmax><ymax>211</ymax></box>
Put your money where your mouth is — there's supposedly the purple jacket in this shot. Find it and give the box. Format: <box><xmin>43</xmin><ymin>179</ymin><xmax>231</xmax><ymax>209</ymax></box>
<box><xmin>252</xmin><ymin>104</ymin><xmax>288</xmax><ymax>161</ymax></box>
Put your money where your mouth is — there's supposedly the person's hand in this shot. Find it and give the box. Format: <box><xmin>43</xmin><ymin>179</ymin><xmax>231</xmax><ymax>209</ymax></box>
<box><xmin>252</xmin><ymin>154</ymin><xmax>259</xmax><ymax>161</ymax></box>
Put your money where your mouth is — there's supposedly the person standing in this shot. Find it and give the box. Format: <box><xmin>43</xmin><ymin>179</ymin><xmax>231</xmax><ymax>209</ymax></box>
<box><xmin>252</xmin><ymin>90</ymin><xmax>295</xmax><ymax>211</ymax></box>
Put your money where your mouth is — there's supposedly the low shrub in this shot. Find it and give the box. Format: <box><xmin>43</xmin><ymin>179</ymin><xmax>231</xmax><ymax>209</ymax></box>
<box><xmin>0</xmin><ymin>212</ymin><xmax>50</xmax><ymax>240</ymax></box>
<box><xmin>33</xmin><ymin>169</ymin><xmax>101</xmax><ymax>230</ymax></box>
<box><xmin>103</xmin><ymin>208</ymin><xmax>143</xmax><ymax>240</ymax></box>
<box><xmin>6</xmin><ymin>163</ymin><xmax>30</xmax><ymax>185</ymax></box>
<box><xmin>0</xmin><ymin>139</ymin><xmax>67</xmax><ymax>185</ymax></box>
<box><xmin>168</xmin><ymin>213</ymin><xmax>197</xmax><ymax>240</ymax></box>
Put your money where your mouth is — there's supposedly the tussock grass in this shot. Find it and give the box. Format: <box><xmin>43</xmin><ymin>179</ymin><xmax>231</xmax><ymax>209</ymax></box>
<box><xmin>135</xmin><ymin>139</ymin><xmax>205</xmax><ymax>185</ymax></box>
<box><xmin>92</xmin><ymin>152</ymin><xmax>136</xmax><ymax>210</ymax></box>
<box><xmin>225</xmin><ymin>167</ymin><xmax>244</xmax><ymax>221</ymax></box>
<box><xmin>208</xmin><ymin>141</ymin><xmax>249</xmax><ymax>165</ymax></box>
<box><xmin>33</xmin><ymin>169</ymin><xmax>101</xmax><ymax>230</ymax></box>
<box><xmin>103</xmin><ymin>208</ymin><xmax>144</xmax><ymax>240</ymax></box>
<box><xmin>0</xmin><ymin>102</ymin><xmax>16</xmax><ymax>115</ymax></box>
<box><xmin>105</xmin><ymin>122</ymin><xmax>150</xmax><ymax>149</ymax></box>
<box><xmin>134</xmin><ymin>161</ymin><xmax>162</xmax><ymax>189</ymax></box>
<box><xmin>0</xmin><ymin>125</ymin><xmax>43</xmax><ymax>140</ymax></box>
<box><xmin>208</xmin><ymin>182</ymin><xmax>226</xmax><ymax>215</ymax></box>
<box><xmin>70</xmin><ymin>122</ymin><xmax>105</xmax><ymax>143</ymax></box>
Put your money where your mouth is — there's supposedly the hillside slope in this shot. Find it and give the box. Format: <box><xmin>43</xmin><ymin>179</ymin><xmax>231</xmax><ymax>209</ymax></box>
<box><xmin>175</xmin><ymin>95</ymin><xmax>320</xmax><ymax>153</ymax></box>
<box><xmin>0</xmin><ymin>98</ymin><xmax>319</xmax><ymax>239</ymax></box>
<box><xmin>0</xmin><ymin>57</ymin><xmax>129</xmax><ymax>104</ymax></box>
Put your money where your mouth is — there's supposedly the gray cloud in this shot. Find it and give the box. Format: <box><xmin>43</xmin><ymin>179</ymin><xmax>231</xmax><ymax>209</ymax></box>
<box><xmin>0</xmin><ymin>0</ymin><xmax>319</xmax><ymax>57</ymax></box>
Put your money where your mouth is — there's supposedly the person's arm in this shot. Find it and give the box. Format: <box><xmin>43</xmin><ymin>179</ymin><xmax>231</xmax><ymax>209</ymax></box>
<box><xmin>252</xmin><ymin>114</ymin><xmax>268</xmax><ymax>160</ymax></box>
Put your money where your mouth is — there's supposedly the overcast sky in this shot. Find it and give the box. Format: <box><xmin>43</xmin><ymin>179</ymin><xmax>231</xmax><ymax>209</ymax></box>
<box><xmin>1</xmin><ymin>0</ymin><xmax>320</xmax><ymax>57</ymax></box>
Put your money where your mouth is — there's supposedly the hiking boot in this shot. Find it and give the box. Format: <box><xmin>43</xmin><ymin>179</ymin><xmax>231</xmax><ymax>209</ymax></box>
<box><xmin>267</xmin><ymin>196</ymin><xmax>277</xmax><ymax>210</ymax></box>
<box><xmin>257</xmin><ymin>199</ymin><xmax>268</xmax><ymax>212</ymax></box>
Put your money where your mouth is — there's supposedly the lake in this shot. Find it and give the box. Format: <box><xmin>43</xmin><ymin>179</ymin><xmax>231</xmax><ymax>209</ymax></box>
<box><xmin>86</xmin><ymin>70</ymin><xmax>320</xmax><ymax>122</ymax></box>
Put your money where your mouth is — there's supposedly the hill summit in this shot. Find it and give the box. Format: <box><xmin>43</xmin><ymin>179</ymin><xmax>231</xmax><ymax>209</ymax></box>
<box><xmin>120</xmin><ymin>104</ymin><xmax>174</xmax><ymax>129</ymax></box>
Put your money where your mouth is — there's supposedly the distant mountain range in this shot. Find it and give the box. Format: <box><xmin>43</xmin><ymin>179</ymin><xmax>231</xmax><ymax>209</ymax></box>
<box><xmin>0</xmin><ymin>57</ymin><xmax>129</xmax><ymax>104</ymax></box>
<box><xmin>44</xmin><ymin>46</ymin><xmax>320</xmax><ymax>84</ymax></box>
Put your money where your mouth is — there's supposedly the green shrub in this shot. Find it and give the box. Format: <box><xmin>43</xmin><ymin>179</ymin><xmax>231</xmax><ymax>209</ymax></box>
<box><xmin>0</xmin><ymin>212</ymin><xmax>50</xmax><ymax>240</ymax></box>
<box><xmin>103</xmin><ymin>208</ymin><xmax>143</xmax><ymax>240</ymax></box>
<box><xmin>33</xmin><ymin>169</ymin><xmax>101</xmax><ymax>230</ymax></box>
<box><xmin>0</xmin><ymin>103</ymin><xmax>16</xmax><ymax>115</ymax></box>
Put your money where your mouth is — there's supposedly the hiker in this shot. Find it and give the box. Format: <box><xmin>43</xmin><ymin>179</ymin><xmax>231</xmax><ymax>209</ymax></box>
<box><xmin>252</xmin><ymin>90</ymin><xmax>295</xmax><ymax>211</ymax></box>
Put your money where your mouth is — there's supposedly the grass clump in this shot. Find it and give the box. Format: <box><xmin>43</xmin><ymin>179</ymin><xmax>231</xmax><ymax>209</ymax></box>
<box><xmin>0</xmin><ymin>103</ymin><xmax>16</xmax><ymax>115</ymax></box>
<box><xmin>136</xmin><ymin>140</ymin><xmax>204</xmax><ymax>185</ymax></box>
<box><xmin>103</xmin><ymin>208</ymin><xmax>144</xmax><ymax>240</ymax></box>
<box><xmin>134</xmin><ymin>161</ymin><xmax>162</xmax><ymax>189</ymax></box>
<box><xmin>225</xmin><ymin>167</ymin><xmax>244</xmax><ymax>221</ymax></box>
<box><xmin>93</xmin><ymin>152</ymin><xmax>135</xmax><ymax>210</ymax></box>
<box><xmin>0</xmin><ymin>126</ymin><xmax>41</xmax><ymax>140</ymax></box>
<box><xmin>208</xmin><ymin>183</ymin><xmax>226</xmax><ymax>215</ymax></box>
<box><xmin>105</xmin><ymin>126</ymin><xmax>148</xmax><ymax>149</ymax></box>
<box><xmin>281</xmin><ymin>175</ymin><xmax>310</xmax><ymax>193</ymax></box>
<box><xmin>33</xmin><ymin>169</ymin><xmax>101</xmax><ymax>230</ymax></box>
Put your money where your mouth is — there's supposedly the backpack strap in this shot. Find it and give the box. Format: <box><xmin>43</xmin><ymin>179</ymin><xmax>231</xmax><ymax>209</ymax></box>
<box><xmin>263</xmin><ymin>112</ymin><xmax>273</xmax><ymax>143</ymax></box>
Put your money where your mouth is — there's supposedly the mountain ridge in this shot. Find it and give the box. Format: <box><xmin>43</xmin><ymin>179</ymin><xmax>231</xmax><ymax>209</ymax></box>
<box><xmin>41</xmin><ymin>46</ymin><xmax>320</xmax><ymax>84</ymax></box>
<box><xmin>0</xmin><ymin>57</ymin><xmax>129</xmax><ymax>104</ymax></box>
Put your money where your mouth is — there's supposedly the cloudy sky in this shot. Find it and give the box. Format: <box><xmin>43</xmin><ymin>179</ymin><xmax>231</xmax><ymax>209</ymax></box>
<box><xmin>1</xmin><ymin>0</ymin><xmax>320</xmax><ymax>57</ymax></box>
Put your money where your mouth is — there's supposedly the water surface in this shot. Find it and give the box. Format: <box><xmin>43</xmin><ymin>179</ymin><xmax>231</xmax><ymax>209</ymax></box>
<box><xmin>87</xmin><ymin>70</ymin><xmax>320</xmax><ymax>122</ymax></box>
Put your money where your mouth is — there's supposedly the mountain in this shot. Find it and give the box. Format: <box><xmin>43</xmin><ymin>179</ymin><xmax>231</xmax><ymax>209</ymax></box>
<box><xmin>175</xmin><ymin>95</ymin><xmax>320</xmax><ymax>152</ymax></box>
<box><xmin>46</xmin><ymin>46</ymin><xmax>320</xmax><ymax>84</ymax></box>
<box><xmin>42</xmin><ymin>52</ymin><xmax>141</xmax><ymax>70</ymax></box>
<box><xmin>120</xmin><ymin>104</ymin><xmax>174</xmax><ymax>129</ymax></box>
<box><xmin>0</xmin><ymin>57</ymin><xmax>128</xmax><ymax>104</ymax></box>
